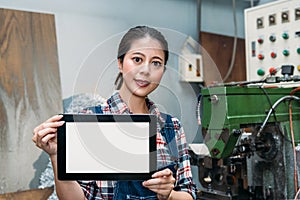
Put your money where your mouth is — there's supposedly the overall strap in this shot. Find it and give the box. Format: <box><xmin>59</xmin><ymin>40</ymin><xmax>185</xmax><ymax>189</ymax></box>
<box><xmin>160</xmin><ymin>113</ymin><xmax>179</xmax><ymax>160</ymax></box>
<box><xmin>84</xmin><ymin>105</ymin><xmax>103</xmax><ymax>114</ymax></box>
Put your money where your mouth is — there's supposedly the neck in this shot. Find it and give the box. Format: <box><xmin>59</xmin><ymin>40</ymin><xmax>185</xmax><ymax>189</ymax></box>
<box><xmin>119</xmin><ymin>89</ymin><xmax>149</xmax><ymax>114</ymax></box>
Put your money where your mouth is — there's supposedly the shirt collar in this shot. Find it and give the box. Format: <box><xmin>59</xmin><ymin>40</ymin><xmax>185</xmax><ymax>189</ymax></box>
<box><xmin>106</xmin><ymin>91</ymin><xmax>129</xmax><ymax>114</ymax></box>
<box><xmin>107</xmin><ymin>91</ymin><xmax>165</xmax><ymax>124</ymax></box>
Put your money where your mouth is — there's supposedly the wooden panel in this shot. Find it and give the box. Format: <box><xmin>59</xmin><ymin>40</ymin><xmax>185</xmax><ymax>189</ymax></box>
<box><xmin>0</xmin><ymin>9</ymin><xmax>62</xmax><ymax>193</ymax></box>
<box><xmin>0</xmin><ymin>187</ymin><xmax>54</xmax><ymax>200</ymax></box>
<box><xmin>200</xmin><ymin>31</ymin><xmax>246</xmax><ymax>84</ymax></box>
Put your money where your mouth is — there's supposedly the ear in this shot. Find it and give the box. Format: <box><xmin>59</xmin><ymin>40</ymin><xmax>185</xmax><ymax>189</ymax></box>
<box><xmin>117</xmin><ymin>59</ymin><xmax>123</xmax><ymax>73</ymax></box>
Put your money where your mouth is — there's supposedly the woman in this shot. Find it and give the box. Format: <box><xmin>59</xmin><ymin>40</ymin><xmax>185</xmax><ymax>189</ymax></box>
<box><xmin>32</xmin><ymin>26</ymin><xmax>197</xmax><ymax>200</ymax></box>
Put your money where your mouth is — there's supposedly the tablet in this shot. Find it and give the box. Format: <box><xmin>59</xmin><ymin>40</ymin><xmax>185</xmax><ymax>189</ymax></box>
<box><xmin>57</xmin><ymin>114</ymin><xmax>157</xmax><ymax>180</ymax></box>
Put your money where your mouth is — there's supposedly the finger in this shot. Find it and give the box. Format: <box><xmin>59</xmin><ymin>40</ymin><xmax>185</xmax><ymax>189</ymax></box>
<box><xmin>33</xmin><ymin>115</ymin><xmax>64</xmax><ymax>134</ymax></box>
<box><xmin>152</xmin><ymin>168</ymin><xmax>172</xmax><ymax>178</ymax></box>
<box><xmin>143</xmin><ymin>183</ymin><xmax>174</xmax><ymax>195</ymax></box>
<box><xmin>43</xmin><ymin>121</ymin><xmax>65</xmax><ymax>130</ymax></box>
<box><xmin>36</xmin><ymin>132</ymin><xmax>56</xmax><ymax>148</ymax></box>
<box><xmin>34</xmin><ymin>121</ymin><xmax>65</xmax><ymax>135</ymax></box>
<box><xmin>143</xmin><ymin>176</ymin><xmax>175</xmax><ymax>187</ymax></box>
<box><xmin>38</xmin><ymin>126</ymin><xmax>58</xmax><ymax>137</ymax></box>
<box><xmin>33</xmin><ymin>127</ymin><xmax>57</xmax><ymax>146</ymax></box>
<box><xmin>45</xmin><ymin>115</ymin><xmax>64</xmax><ymax>123</ymax></box>
<box><xmin>143</xmin><ymin>180</ymin><xmax>174</xmax><ymax>188</ymax></box>
<box><xmin>39</xmin><ymin>133</ymin><xmax>56</xmax><ymax>147</ymax></box>
<box><xmin>32</xmin><ymin>135</ymin><xmax>37</xmax><ymax>143</ymax></box>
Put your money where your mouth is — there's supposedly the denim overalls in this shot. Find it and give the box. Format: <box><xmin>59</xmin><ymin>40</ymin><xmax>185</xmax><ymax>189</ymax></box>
<box><xmin>86</xmin><ymin>106</ymin><xmax>179</xmax><ymax>200</ymax></box>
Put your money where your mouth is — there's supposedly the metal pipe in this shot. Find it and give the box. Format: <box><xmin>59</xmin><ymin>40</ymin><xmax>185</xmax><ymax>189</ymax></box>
<box><xmin>257</xmin><ymin>95</ymin><xmax>300</xmax><ymax>137</ymax></box>
<box><xmin>197</xmin><ymin>0</ymin><xmax>201</xmax><ymax>44</ymax></box>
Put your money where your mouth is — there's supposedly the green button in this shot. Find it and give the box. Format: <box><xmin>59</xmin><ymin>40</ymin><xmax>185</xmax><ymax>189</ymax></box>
<box><xmin>282</xmin><ymin>33</ymin><xmax>289</xmax><ymax>39</ymax></box>
<box><xmin>283</xmin><ymin>49</ymin><xmax>290</xmax><ymax>56</ymax></box>
<box><xmin>297</xmin><ymin>48</ymin><xmax>300</xmax><ymax>54</ymax></box>
<box><xmin>257</xmin><ymin>69</ymin><xmax>265</xmax><ymax>76</ymax></box>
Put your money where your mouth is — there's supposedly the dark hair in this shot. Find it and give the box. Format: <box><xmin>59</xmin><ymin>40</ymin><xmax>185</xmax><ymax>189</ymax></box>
<box><xmin>115</xmin><ymin>26</ymin><xmax>169</xmax><ymax>89</ymax></box>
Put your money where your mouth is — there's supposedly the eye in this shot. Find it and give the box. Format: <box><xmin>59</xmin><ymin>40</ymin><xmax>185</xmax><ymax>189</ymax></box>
<box><xmin>152</xmin><ymin>61</ymin><xmax>163</xmax><ymax>68</ymax></box>
<box><xmin>133</xmin><ymin>57</ymin><xmax>142</xmax><ymax>63</ymax></box>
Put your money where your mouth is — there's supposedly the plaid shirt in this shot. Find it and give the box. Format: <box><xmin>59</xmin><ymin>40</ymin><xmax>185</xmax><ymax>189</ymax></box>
<box><xmin>77</xmin><ymin>92</ymin><xmax>197</xmax><ymax>199</ymax></box>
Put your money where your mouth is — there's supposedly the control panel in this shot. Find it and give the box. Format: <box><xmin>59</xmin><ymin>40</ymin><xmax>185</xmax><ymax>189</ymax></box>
<box><xmin>244</xmin><ymin>0</ymin><xmax>300</xmax><ymax>81</ymax></box>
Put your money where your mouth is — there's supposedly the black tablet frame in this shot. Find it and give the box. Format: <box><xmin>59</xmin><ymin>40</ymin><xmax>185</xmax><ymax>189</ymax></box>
<box><xmin>57</xmin><ymin>114</ymin><xmax>157</xmax><ymax>180</ymax></box>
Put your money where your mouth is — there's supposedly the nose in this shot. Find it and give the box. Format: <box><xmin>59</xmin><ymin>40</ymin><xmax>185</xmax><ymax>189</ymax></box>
<box><xmin>139</xmin><ymin>62</ymin><xmax>151</xmax><ymax>75</ymax></box>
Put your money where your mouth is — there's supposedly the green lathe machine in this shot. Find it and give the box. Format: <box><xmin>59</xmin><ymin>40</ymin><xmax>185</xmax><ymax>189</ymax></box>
<box><xmin>202</xmin><ymin>86</ymin><xmax>300</xmax><ymax>159</ymax></box>
<box><xmin>191</xmin><ymin>84</ymin><xmax>300</xmax><ymax>200</ymax></box>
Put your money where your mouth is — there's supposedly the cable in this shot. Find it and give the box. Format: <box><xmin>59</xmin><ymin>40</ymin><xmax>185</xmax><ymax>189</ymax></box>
<box><xmin>258</xmin><ymin>87</ymin><xmax>293</xmax><ymax>143</ymax></box>
<box><xmin>196</xmin><ymin>93</ymin><xmax>202</xmax><ymax>125</ymax></box>
<box><xmin>290</xmin><ymin>87</ymin><xmax>300</xmax><ymax>96</ymax></box>
<box><xmin>223</xmin><ymin>0</ymin><xmax>238</xmax><ymax>82</ymax></box>
<box><xmin>257</xmin><ymin>95</ymin><xmax>300</xmax><ymax>137</ymax></box>
<box><xmin>295</xmin><ymin>188</ymin><xmax>300</xmax><ymax>200</ymax></box>
<box><xmin>290</xmin><ymin>87</ymin><xmax>300</xmax><ymax>196</ymax></box>
<box><xmin>289</xmin><ymin>100</ymin><xmax>298</xmax><ymax>194</ymax></box>
<box><xmin>259</xmin><ymin>87</ymin><xmax>278</xmax><ymax>122</ymax></box>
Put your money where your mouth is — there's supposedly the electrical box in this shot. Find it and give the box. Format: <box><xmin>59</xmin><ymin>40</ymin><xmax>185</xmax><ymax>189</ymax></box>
<box><xmin>244</xmin><ymin>0</ymin><xmax>300</xmax><ymax>81</ymax></box>
<box><xmin>179</xmin><ymin>54</ymin><xmax>204</xmax><ymax>82</ymax></box>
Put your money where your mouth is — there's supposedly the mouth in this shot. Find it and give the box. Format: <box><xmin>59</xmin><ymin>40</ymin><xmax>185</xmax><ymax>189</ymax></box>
<box><xmin>135</xmin><ymin>79</ymin><xmax>150</xmax><ymax>87</ymax></box>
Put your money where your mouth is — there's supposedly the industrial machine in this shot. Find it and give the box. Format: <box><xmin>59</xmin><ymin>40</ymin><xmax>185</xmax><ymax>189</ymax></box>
<box><xmin>189</xmin><ymin>0</ymin><xmax>300</xmax><ymax>199</ymax></box>
<box><xmin>191</xmin><ymin>81</ymin><xmax>300</xmax><ymax>199</ymax></box>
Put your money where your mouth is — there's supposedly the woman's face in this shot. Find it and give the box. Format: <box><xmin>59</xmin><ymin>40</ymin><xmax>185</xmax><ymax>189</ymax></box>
<box><xmin>118</xmin><ymin>36</ymin><xmax>165</xmax><ymax>98</ymax></box>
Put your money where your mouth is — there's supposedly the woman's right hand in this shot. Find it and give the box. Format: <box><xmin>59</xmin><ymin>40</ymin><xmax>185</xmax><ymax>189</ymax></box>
<box><xmin>32</xmin><ymin>115</ymin><xmax>65</xmax><ymax>156</ymax></box>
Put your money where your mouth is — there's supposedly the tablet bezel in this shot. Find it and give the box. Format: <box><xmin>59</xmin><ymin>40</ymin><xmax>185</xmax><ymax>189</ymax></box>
<box><xmin>57</xmin><ymin>114</ymin><xmax>157</xmax><ymax>180</ymax></box>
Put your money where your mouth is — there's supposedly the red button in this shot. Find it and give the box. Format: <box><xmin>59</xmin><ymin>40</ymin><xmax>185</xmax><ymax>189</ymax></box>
<box><xmin>269</xmin><ymin>67</ymin><xmax>277</xmax><ymax>75</ymax></box>
<box><xmin>270</xmin><ymin>52</ymin><xmax>277</xmax><ymax>58</ymax></box>
<box><xmin>258</xmin><ymin>54</ymin><xmax>264</xmax><ymax>60</ymax></box>
<box><xmin>257</xmin><ymin>38</ymin><xmax>264</xmax><ymax>44</ymax></box>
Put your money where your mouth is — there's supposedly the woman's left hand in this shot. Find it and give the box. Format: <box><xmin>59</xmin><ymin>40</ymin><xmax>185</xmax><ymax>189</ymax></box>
<box><xmin>142</xmin><ymin>168</ymin><xmax>175</xmax><ymax>200</ymax></box>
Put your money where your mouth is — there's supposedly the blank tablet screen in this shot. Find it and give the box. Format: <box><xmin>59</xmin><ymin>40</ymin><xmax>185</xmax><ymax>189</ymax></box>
<box><xmin>57</xmin><ymin>114</ymin><xmax>157</xmax><ymax>180</ymax></box>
